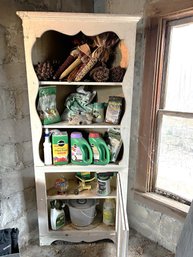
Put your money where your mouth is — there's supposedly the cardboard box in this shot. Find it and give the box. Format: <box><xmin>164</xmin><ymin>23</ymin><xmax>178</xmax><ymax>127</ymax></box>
<box><xmin>52</xmin><ymin>132</ymin><xmax>69</xmax><ymax>165</ymax></box>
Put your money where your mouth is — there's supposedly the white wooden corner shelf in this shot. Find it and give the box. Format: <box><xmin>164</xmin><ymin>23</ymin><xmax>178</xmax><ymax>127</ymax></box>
<box><xmin>17</xmin><ymin>11</ymin><xmax>140</xmax><ymax>257</ymax></box>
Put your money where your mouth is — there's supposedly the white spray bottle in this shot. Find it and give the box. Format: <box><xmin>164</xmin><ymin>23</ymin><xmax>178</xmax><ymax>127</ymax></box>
<box><xmin>50</xmin><ymin>200</ymin><xmax>65</xmax><ymax>230</ymax></box>
<box><xmin>43</xmin><ymin>128</ymin><xmax>52</xmax><ymax>165</ymax></box>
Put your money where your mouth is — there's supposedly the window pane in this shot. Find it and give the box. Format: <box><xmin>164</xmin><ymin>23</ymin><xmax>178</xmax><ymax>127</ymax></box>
<box><xmin>165</xmin><ymin>22</ymin><xmax>193</xmax><ymax>112</ymax></box>
<box><xmin>156</xmin><ymin>115</ymin><xmax>193</xmax><ymax>201</ymax></box>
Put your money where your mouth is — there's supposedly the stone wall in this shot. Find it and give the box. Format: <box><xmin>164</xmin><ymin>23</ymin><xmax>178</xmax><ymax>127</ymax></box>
<box><xmin>94</xmin><ymin>0</ymin><xmax>145</xmax><ymax>15</ymax></box>
<box><xmin>0</xmin><ymin>0</ymin><xmax>93</xmax><ymax>247</ymax></box>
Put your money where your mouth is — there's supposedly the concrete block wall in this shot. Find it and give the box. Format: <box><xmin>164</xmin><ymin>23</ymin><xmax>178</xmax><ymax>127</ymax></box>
<box><xmin>0</xmin><ymin>0</ymin><xmax>94</xmax><ymax>247</ymax></box>
<box><xmin>94</xmin><ymin>0</ymin><xmax>145</xmax><ymax>15</ymax></box>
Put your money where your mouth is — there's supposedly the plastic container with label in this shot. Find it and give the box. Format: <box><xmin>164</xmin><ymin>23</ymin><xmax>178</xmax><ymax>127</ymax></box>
<box><xmin>97</xmin><ymin>173</ymin><xmax>111</xmax><ymax>196</ymax></box>
<box><xmin>70</xmin><ymin>132</ymin><xmax>93</xmax><ymax>165</ymax></box>
<box><xmin>50</xmin><ymin>200</ymin><xmax>65</xmax><ymax>230</ymax></box>
<box><xmin>93</xmin><ymin>102</ymin><xmax>105</xmax><ymax>123</ymax></box>
<box><xmin>52</xmin><ymin>131</ymin><xmax>69</xmax><ymax>165</ymax></box>
<box><xmin>103</xmin><ymin>198</ymin><xmax>115</xmax><ymax>226</ymax></box>
<box><xmin>88</xmin><ymin>132</ymin><xmax>110</xmax><ymax>165</ymax></box>
<box><xmin>43</xmin><ymin>128</ymin><xmax>52</xmax><ymax>165</ymax></box>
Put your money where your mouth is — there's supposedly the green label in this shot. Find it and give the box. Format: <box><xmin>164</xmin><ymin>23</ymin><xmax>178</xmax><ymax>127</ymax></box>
<box><xmin>56</xmin><ymin>213</ymin><xmax>65</xmax><ymax>229</ymax></box>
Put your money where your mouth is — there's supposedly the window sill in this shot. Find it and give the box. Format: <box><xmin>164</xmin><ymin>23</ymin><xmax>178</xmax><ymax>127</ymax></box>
<box><xmin>134</xmin><ymin>191</ymin><xmax>190</xmax><ymax>222</ymax></box>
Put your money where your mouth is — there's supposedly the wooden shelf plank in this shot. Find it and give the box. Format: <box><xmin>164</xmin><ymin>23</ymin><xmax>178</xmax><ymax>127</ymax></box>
<box><xmin>39</xmin><ymin>81</ymin><xmax>123</xmax><ymax>86</ymax></box>
<box><xmin>43</xmin><ymin>121</ymin><xmax>121</xmax><ymax>129</ymax></box>
<box><xmin>47</xmin><ymin>186</ymin><xmax>117</xmax><ymax>200</ymax></box>
<box><xmin>36</xmin><ymin>164</ymin><xmax>124</xmax><ymax>172</ymax></box>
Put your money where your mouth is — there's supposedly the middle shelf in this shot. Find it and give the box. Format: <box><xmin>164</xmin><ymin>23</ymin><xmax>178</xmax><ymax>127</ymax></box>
<box><xmin>45</xmin><ymin>171</ymin><xmax>117</xmax><ymax>200</ymax></box>
<box><xmin>39</xmin><ymin>126</ymin><xmax>124</xmax><ymax>166</ymax></box>
<box><xmin>36</xmin><ymin>164</ymin><xmax>125</xmax><ymax>172</ymax></box>
<box><xmin>43</xmin><ymin>122</ymin><xmax>121</xmax><ymax>129</ymax></box>
<box><xmin>37</xmin><ymin>83</ymin><xmax>125</xmax><ymax>127</ymax></box>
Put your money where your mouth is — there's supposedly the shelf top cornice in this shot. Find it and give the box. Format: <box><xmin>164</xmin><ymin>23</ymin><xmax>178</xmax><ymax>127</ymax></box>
<box><xmin>17</xmin><ymin>11</ymin><xmax>141</xmax><ymax>23</ymax></box>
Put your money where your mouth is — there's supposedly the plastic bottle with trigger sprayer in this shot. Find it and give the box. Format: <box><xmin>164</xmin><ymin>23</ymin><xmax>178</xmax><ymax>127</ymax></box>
<box><xmin>43</xmin><ymin>128</ymin><xmax>52</xmax><ymax>165</ymax></box>
<box><xmin>50</xmin><ymin>200</ymin><xmax>65</xmax><ymax>230</ymax></box>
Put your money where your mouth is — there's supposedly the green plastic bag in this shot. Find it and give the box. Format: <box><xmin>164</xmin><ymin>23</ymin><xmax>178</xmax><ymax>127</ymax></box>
<box><xmin>37</xmin><ymin>86</ymin><xmax>61</xmax><ymax>125</ymax></box>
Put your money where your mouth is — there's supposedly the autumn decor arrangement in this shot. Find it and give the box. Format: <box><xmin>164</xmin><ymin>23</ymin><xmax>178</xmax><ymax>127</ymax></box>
<box><xmin>34</xmin><ymin>32</ymin><xmax>127</xmax><ymax>82</ymax></box>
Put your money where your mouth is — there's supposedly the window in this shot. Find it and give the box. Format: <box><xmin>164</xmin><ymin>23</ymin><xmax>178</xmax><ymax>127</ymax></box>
<box><xmin>135</xmin><ymin>3</ymin><xmax>193</xmax><ymax>217</ymax></box>
<box><xmin>155</xmin><ymin>17</ymin><xmax>193</xmax><ymax>203</ymax></box>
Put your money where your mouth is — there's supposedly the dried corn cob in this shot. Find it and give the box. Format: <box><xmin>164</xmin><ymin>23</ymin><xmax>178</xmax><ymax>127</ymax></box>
<box><xmin>59</xmin><ymin>44</ymin><xmax>91</xmax><ymax>81</ymax></box>
<box><xmin>74</xmin><ymin>58</ymin><xmax>97</xmax><ymax>82</ymax></box>
<box><xmin>70</xmin><ymin>55</ymin><xmax>90</xmax><ymax>80</ymax></box>
<box><xmin>67</xmin><ymin>64</ymin><xmax>82</xmax><ymax>82</ymax></box>
<box><xmin>53</xmin><ymin>49</ymin><xmax>79</xmax><ymax>80</ymax></box>
<box><xmin>74</xmin><ymin>47</ymin><xmax>104</xmax><ymax>82</ymax></box>
<box><xmin>59</xmin><ymin>57</ymin><xmax>82</xmax><ymax>80</ymax></box>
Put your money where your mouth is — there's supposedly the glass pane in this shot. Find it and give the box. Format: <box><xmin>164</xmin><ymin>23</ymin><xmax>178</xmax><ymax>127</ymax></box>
<box><xmin>156</xmin><ymin>115</ymin><xmax>193</xmax><ymax>201</ymax></box>
<box><xmin>165</xmin><ymin>22</ymin><xmax>193</xmax><ymax>112</ymax></box>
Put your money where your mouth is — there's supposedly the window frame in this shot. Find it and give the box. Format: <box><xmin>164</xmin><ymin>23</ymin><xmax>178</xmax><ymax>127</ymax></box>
<box><xmin>155</xmin><ymin>16</ymin><xmax>193</xmax><ymax>203</ymax></box>
<box><xmin>135</xmin><ymin>3</ymin><xmax>193</xmax><ymax>220</ymax></box>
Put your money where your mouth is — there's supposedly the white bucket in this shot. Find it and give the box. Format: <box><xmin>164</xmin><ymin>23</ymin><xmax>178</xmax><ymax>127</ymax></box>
<box><xmin>68</xmin><ymin>199</ymin><xmax>97</xmax><ymax>227</ymax></box>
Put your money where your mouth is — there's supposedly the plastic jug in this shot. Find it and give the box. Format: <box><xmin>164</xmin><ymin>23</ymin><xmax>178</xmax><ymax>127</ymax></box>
<box><xmin>71</xmin><ymin>132</ymin><xmax>93</xmax><ymax>165</ymax></box>
<box><xmin>103</xmin><ymin>198</ymin><xmax>115</xmax><ymax>225</ymax></box>
<box><xmin>88</xmin><ymin>132</ymin><xmax>110</xmax><ymax>165</ymax></box>
<box><xmin>50</xmin><ymin>200</ymin><xmax>65</xmax><ymax>230</ymax></box>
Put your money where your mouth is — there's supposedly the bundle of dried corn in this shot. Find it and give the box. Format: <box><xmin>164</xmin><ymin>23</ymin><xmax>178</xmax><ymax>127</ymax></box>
<box><xmin>74</xmin><ymin>33</ymin><xmax>119</xmax><ymax>82</ymax></box>
<box><xmin>59</xmin><ymin>44</ymin><xmax>91</xmax><ymax>80</ymax></box>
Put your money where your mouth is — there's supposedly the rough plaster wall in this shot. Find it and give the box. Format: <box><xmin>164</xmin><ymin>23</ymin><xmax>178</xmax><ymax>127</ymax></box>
<box><xmin>94</xmin><ymin>0</ymin><xmax>145</xmax><ymax>15</ymax></box>
<box><xmin>94</xmin><ymin>0</ymin><xmax>184</xmax><ymax>253</ymax></box>
<box><xmin>0</xmin><ymin>0</ymin><xmax>93</xmax><ymax>248</ymax></box>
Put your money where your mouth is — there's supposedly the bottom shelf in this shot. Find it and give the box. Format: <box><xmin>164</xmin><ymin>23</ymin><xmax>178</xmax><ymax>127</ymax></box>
<box><xmin>40</xmin><ymin>206</ymin><xmax>116</xmax><ymax>245</ymax></box>
<box><xmin>50</xmin><ymin>211</ymin><xmax>115</xmax><ymax>232</ymax></box>
<box><xmin>40</xmin><ymin>220</ymin><xmax>116</xmax><ymax>246</ymax></box>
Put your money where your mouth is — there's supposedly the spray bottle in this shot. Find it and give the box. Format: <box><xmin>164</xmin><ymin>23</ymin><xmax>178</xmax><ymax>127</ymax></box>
<box><xmin>50</xmin><ymin>200</ymin><xmax>65</xmax><ymax>230</ymax></box>
<box><xmin>43</xmin><ymin>128</ymin><xmax>52</xmax><ymax>165</ymax></box>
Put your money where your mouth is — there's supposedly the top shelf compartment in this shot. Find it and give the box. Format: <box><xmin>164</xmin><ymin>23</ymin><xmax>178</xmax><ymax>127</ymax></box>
<box><xmin>32</xmin><ymin>30</ymin><xmax>128</xmax><ymax>83</ymax></box>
